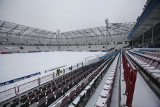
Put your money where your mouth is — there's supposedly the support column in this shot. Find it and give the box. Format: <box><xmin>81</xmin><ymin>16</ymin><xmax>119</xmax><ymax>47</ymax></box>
<box><xmin>138</xmin><ymin>36</ymin><xmax>141</xmax><ymax>46</ymax></box>
<box><xmin>137</xmin><ymin>37</ymin><xmax>139</xmax><ymax>46</ymax></box>
<box><xmin>151</xmin><ymin>27</ymin><xmax>154</xmax><ymax>44</ymax></box>
<box><xmin>142</xmin><ymin>33</ymin><xmax>144</xmax><ymax>45</ymax></box>
<box><xmin>105</xmin><ymin>19</ymin><xmax>109</xmax><ymax>52</ymax></box>
<box><xmin>106</xmin><ymin>32</ymin><xmax>108</xmax><ymax>52</ymax></box>
<box><xmin>57</xmin><ymin>30</ymin><xmax>60</xmax><ymax>51</ymax></box>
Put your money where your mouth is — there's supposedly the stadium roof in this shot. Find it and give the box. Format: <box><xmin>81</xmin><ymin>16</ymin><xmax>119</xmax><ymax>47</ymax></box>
<box><xmin>0</xmin><ymin>20</ymin><xmax>57</xmax><ymax>40</ymax></box>
<box><xmin>0</xmin><ymin>20</ymin><xmax>135</xmax><ymax>40</ymax></box>
<box><xmin>128</xmin><ymin>0</ymin><xmax>160</xmax><ymax>39</ymax></box>
<box><xmin>61</xmin><ymin>23</ymin><xmax>135</xmax><ymax>39</ymax></box>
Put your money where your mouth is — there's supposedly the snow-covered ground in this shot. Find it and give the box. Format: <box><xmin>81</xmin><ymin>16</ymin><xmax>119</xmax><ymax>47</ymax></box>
<box><xmin>0</xmin><ymin>51</ymin><xmax>105</xmax><ymax>87</ymax></box>
<box><xmin>0</xmin><ymin>51</ymin><xmax>105</xmax><ymax>103</ymax></box>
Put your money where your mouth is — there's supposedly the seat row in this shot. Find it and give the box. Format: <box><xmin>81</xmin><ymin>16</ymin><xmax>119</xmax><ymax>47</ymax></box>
<box><xmin>126</xmin><ymin>51</ymin><xmax>160</xmax><ymax>86</ymax></box>
<box><xmin>138</xmin><ymin>49</ymin><xmax>160</xmax><ymax>53</ymax></box>
<box><xmin>130</xmin><ymin>50</ymin><xmax>160</xmax><ymax>62</ymax></box>
<box><xmin>143</xmin><ymin>51</ymin><xmax>160</xmax><ymax>58</ymax></box>
<box><xmin>95</xmin><ymin>54</ymin><xmax>119</xmax><ymax>107</ymax></box>
<box><xmin>52</xmin><ymin>58</ymin><xmax>112</xmax><ymax>107</ymax></box>
<box><xmin>2</xmin><ymin>60</ymin><xmax>104</xmax><ymax>107</ymax></box>
<box><xmin>67</xmin><ymin>56</ymin><xmax>115</xmax><ymax>107</ymax></box>
<box><xmin>27</xmin><ymin>65</ymin><xmax>97</xmax><ymax>107</ymax></box>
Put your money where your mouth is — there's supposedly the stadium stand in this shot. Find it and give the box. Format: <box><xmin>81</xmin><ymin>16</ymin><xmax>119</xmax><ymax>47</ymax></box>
<box><xmin>95</xmin><ymin>54</ymin><xmax>119</xmax><ymax>107</ymax></box>
<box><xmin>0</xmin><ymin>0</ymin><xmax>160</xmax><ymax>107</ymax></box>
<box><xmin>126</xmin><ymin>50</ymin><xmax>160</xmax><ymax>88</ymax></box>
<box><xmin>0</xmin><ymin>53</ymin><xmax>118</xmax><ymax>107</ymax></box>
<box><xmin>0</xmin><ymin>20</ymin><xmax>134</xmax><ymax>53</ymax></box>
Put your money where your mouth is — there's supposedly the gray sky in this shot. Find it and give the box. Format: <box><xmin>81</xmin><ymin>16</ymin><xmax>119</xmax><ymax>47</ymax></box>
<box><xmin>0</xmin><ymin>0</ymin><xmax>146</xmax><ymax>32</ymax></box>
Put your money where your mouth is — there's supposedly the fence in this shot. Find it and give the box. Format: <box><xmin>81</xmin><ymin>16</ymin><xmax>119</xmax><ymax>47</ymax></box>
<box><xmin>0</xmin><ymin>87</ymin><xmax>16</xmax><ymax>103</ymax></box>
<box><xmin>0</xmin><ymin>61</ymin><xmax>84</xmax><ymax>103</ymax></box>
<box><xmin>0</xmin><ymin>54</ymin><xmax>107</xmax><ymax>103</ymax></box>
<box><xmin>0</xmin><ymin>72</ymin><xmax>41</xmax><ymax>87</ymax></box>
<box><xmin>122</xmin><ymin>52</ymin><xmax>137</xmax><ymax>107</ymax></box>
<box><xmin>18</xmin><ymin>79</ymin><xmax>39</xmax><ymax>95</ymax></box>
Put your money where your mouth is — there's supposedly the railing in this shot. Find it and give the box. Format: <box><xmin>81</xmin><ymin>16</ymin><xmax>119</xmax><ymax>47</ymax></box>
<box><xmin>0</xmin><ymin>53</ymin><xmax>107</xmax><ymax>103</ymax></box>
<box><xmin>40</xmin><ymin>74</ymin><xmax>53</xmax><ymax>85</ymax></box>
<box><xmin>0</xmin><ymin>87</ymin><xmax>16</xmax><ymax>104</ymax></box>
<box><xmin>18</xmin><ymin>79</ymin><xmax>39</xmax><ymax>94</ymax></box>
<box><xmin>122</xmin><ymin>52</ymin><xmax>137</xmax><ymax>107</ymax></box>
<box><xmin>0</xmin><ymin>62</ymin><xmax>84</xmax><ymax>103</ymax></box>
<box><xmin>0</xmin><ymin>72</ymin><xmax>41</xmax><ymax>87</ymax></box>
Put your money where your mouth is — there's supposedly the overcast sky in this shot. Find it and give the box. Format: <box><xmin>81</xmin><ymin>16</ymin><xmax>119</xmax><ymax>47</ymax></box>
<box><xmin>0</xmin><ymin>0</ymin><xmax>146</xmax><ymax>32</ymax></box>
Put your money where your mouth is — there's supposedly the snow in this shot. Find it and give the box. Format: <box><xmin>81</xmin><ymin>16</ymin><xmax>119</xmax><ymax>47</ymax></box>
<box><xmin>121</xmin><ymin>52</ymin><xmax>160</xmax><ymax>107</ymax></box>
<box><xmin>0</xmin><ymin>51</ymin><xmax>105</xmax><ymax>103</ymax></box>
<box><xmin>110</xmin><ymin>54</ymin><xmax>120</xmax><ymax>107</ymax></box>
<box><xmin>86</xmin><ymin>54</ymin><xmax>119</xmax><ymax>107</ymax></box>
<box><xmin>0</xmin><ymin>51</ymin><xmax>105</xmax><ymax>88</ymax></box>
<box><xmin>132</xmin><ymin>72</ymin><xmax>160</xmax><ymax>107</ymax></box>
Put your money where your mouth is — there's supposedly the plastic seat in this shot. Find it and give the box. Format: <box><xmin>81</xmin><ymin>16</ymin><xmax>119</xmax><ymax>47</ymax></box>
<box><xmin>69</xmin><ymin>89</ymin><xmax>75</xmax><ymax>101</ymax></box>
<box><xmin>3</xmin><ymin>102</ymin><xmax>10</xmax><ymax>107</ymax></box>
<box><xmin>47</xmin><ymin>92</ymin><xmax>55</xmax><ymax>106</ymax></box>
<box><xmin>60</xmin><ymin>95</ymin><xmax>69</xmax><ymax>107</ymax></box>
<box><xmin>21</xmin><ymin>95</ymin><xmax>27</xmax><ymax>103</ymax></box>
<box><xmin>54</xmin><ymin>88</ymin><xmax>61</xmax><ymax>99</ymax></box>
<box><xmin>137</xmin><ymin>59</ymin><xmax>149</xmax><ymax>65</ymax></box>
<box><xmin>72</xmin><ymin>96</ymin><xmax>81</xmax><ymax>106</ymax></box>
<box><xmin>46</xmin><ymin>87</ymin><xmax>52</xmax><ymax>94</ymax></box>
<box><xmin>100</xmin><ymin>89</ymin><xmax>109</xmax><ymax>98</ymax></box>
<box><xmin>75</xmin><ymin>85</ymin><xmax>81</xmax><ymax>95</ymax></box>
<box><xmin>37</xmin><ymin>96</ymin><xmax>47</xmax><ymax>107</ymax></box>
<box><xmin>35</xmin><ymin>90</ymin><xmax>41</xmax><ymax>95</ymax></box>
<box><xmin>11</xmin><ymin>101</ymin><xmax>19</xmax><ymax>107</ymax></box>
<box><xmin>151</xmin><ymin>73</ymin><xmax>160</xmax><ymax>79</ymax></box>
<box><xmin>39</xmin><ymin>90</ymin><xmax>46</xmax><ymax>99</ymax></box>
<box><xmin>21</xmin><ymin>101</ymin><xmax>29</xmax><ymax>107</ymax></box>
<box><xmin>28</xmin><ymin>93</ymin><xmax>34</xmax><ymax>99</ymax></box>
<box><xmin>29</xmin><ymin>102</ymin><xmax>38</xmax><ymax>107</ymax></box>
<box><xmin>141</xmin><ymin>60</ymin><xmax>153</xmax><ymax>67</ymax></box>
<box><xmin>106</xmin><ymin>79</ymin><xmax>113</xmax><ymax>85</ymax></box>
<box><xmin>30</xmin><ymin>94</ymin><xmax>39</xmax><ymax>104</ymax></box>
<box><xmin>103</xmin><ymin>84</ymin><xmax>111</xmax><ymax>90</ymax></box>
<box><xmin>143</xmin><ymin>61</ymin><xmax>158</xmax><ymax>70</ymax></box>
<box><xmin>146</xmin><ymin>65</ymin><xmax>160</xmax><ymax>74</ymax></box>
<box><xmin>95</xmin><ymin>96</ymin><xmax>107</xmax><ymax>107</ymax></box>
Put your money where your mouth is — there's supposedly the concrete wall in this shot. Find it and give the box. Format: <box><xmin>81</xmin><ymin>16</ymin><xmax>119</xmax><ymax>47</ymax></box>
<box><xmin>0</xmin><ymin>43</ymin><xmax>128</xmax><ymax>53</ymax></box>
